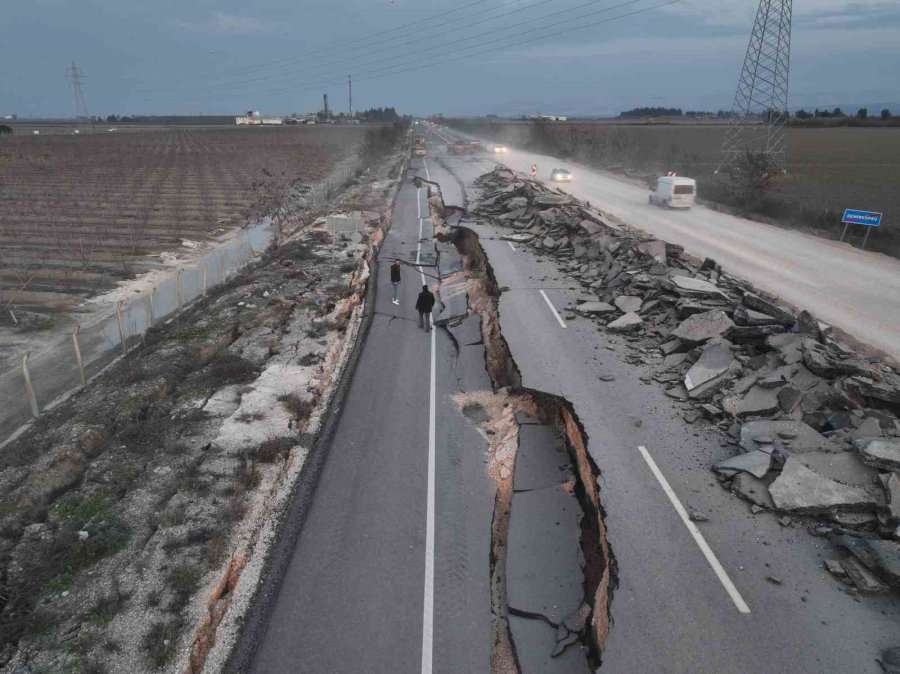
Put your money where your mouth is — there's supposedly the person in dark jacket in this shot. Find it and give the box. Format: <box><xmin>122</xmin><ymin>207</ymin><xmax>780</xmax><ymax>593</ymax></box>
<box><xmin>415</xmin><ymin>284</ymin><xmax>436</xmax><ymax>331</ymax></box>
<box><xmin>390</xmin><ymin>260</ymin><xmax>401</xmax><ymax>305</ymax></box>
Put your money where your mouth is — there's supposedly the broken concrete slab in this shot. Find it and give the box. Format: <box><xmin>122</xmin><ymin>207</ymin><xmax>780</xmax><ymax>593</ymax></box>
<box><xmin>767</xmin><ymin>332</ymin><xmax>804</xmax><ymax>365</ymax></box>
<box><xmin>614</xmin><ymin>295</ymin><xmax>642</xmax><ymax>314</ymax></box>
<box><xmin>502</xmin><ymin>232</ymin><xmax>536</xmax><ymax>243</ymax></box>
<box><xmin>667</xmin><ymin>275</ymin><xmax>728</xmax><ymax>298</ymax></box>
<box><xmin>736</xmin><ymin>385</ymin><xmax>783</xmax><ymax>418</ymax></box>
<box><xmin>574</xmin><ymin>301</ymin><xmax>616</xmax><ymax>316</ymax></box>
<box><xmin>795</xmin><ymin>452</ymin><xmax>880</xmax><ymax>489</ymax></box>
<box><xmin>739</xmin><ymin>420</ymin><xmax>838</xmax><ymax>454</ymax></box>
<box><xmin>840</xmin><ymin>557</ymin><xmax>890</xmax><ymax>593</ymax></box>
<box><xmin>836</xmin><ymin>535</ymin><xmax>900</xmax><ymax>586</ymax></box>
<box><xmin>671</xmin><ymin>310</ymin><xmax>735</xmax><ymax>345</ymax></box>
<box><xmin>730</xmin><ymin>472</ymin><xmax>775</xmax><ymax>509</ymax></box>
<box><xmin>855</xmin><ymin>438</ymin><xmax>900</xmax><ymax>472</ymax></box>
<box><xmin>882</xmin><ymin>472</ymin><xmax>900</xmax><ymax>522</ymax></box>
<box><xmin>636</xmin><ymin>240</ymin><xmax>667</xmax><ymax>265</ymax></box>
<box><xmin>607</xmin><ymin>312</ymin><xmax>642</xmax><ymax>333</ymax></box>
<box><xmin>846</xmin><ymin>374</ymin><xmax>900</xmax><ymax>405</ymax></box>
<box><xmin>851</xmin><ymin>417</ymin><xmax>883</xmax><ymax>442</ymax></box>
<box><xmin>777</xmin><ymin>386</ymin><xmax>803</xmax><ymax>413</ymax></box>
<box><xmin>684</xmin><ymin>342</ymin><xmax>734</xmax><ymax>391</ymax></box>
<box><xmin>769</xmin><ymin>458</ymin><xmax>877</xmax><ymax>513</ymax></box>
<box><xmin>733</xmin><ymin>307</ymin><xmax>780</xmax><ymax>326</ymax></box>
<box><xmin>715</xmin><ymin>450</ymin><xmax>772</xmax><ymax>479</ymax></box>
<box><xmin>742</xmin><ymin>293</ymin><xmax>796</xmax><ymax>326</ymax></box>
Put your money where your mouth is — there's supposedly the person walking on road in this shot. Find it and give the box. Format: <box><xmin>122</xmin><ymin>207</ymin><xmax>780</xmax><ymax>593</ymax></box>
<box><xmin>390</xmin><ymin>260</ymin><xmax>401</xmax><ymax>305</ymax></box>
<box><xmin>416</xmin><ymin>284</ymin><xmax>436</xmax><ymax>332</ymax></box>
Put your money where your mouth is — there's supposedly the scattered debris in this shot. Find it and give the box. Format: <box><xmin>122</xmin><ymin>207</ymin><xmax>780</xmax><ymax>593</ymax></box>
<box><xmin>472</xmin><ymin>165</ymin><xmax>900</xmax><ymax>596</ymax></box>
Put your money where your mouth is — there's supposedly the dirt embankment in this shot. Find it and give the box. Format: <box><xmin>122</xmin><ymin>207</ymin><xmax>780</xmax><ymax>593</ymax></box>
<box><xmin>0</xmin><ymin>149</ymin><xmax>405</xmax><ymax>673</ymax></box>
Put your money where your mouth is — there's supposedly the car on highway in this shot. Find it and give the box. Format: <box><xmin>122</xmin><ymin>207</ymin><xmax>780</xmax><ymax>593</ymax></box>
<box><xmin>649</xmin><ymin>175</ymin><xmax>696</xmax><ymax>209</ymax></box>
<box><xmin>491</xmin><ymin>144</ymin><xmax>508</xmax><ymax>154</ymax></box>
<box><xmin>550</xmin><ymin>167</ymin><xmax>572</xmax><ymax>182</ymax></box>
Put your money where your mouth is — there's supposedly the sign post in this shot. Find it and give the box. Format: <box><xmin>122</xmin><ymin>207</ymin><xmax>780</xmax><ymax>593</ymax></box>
<box><xmin>840</xmin><ymin>209</ymin><xmax>882</xmax><ymax>250</ymax></box>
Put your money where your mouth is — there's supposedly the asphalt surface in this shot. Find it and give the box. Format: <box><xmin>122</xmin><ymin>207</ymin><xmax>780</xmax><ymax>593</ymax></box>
<box><xmin>248</xmin><ymin>161</ymin><xmax>500</xmax><ymax>673</ymax></box>
<box><xmin>430</xmin><ymin>125</ymin><xmax>900</xmax><ymax>362</ymax></box>
<box><xmin>424</xmin><ymin>136</ymin><xmax>899</xmax><ymax>673</ymax></box>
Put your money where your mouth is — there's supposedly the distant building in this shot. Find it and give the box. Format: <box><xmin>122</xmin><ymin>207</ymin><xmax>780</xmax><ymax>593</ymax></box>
<box><xmin>235</xmin><ymin>115</ymin><xmax>284</xmax><ymax>126</ymax></box>
<box><xmin>530</xmin><ymin>113</ymin><xmax>567</xmax><ymax>122</ymax></box>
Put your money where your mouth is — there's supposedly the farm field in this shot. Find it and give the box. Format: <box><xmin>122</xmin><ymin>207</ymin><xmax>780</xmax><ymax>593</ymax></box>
<box><xmin>0</xmin><ymin>125</ymin><xmax>366</xmax><ymax>309</ymax></box>
<box><xmin>448</xmin><ymin>120</ymin><xmax>900</xmax><ymax>256</ymax></box>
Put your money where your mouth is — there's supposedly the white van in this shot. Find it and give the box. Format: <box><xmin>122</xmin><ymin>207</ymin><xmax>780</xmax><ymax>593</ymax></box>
<box><xmin>649</xmin><ymin>176</ymin><xmax>696</xmax><ymax>209</ymax></box>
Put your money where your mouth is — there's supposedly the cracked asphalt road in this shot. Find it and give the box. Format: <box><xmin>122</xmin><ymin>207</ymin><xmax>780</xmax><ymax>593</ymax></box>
<box><xmin>247</xmin><ymin>163</ymin><xmax>498</xmax><ymax>672</ymax></box>
<box><xmin>423</xmin><ymin>132</ymin><xmax>899</xmax><ymax>673</ymax></box>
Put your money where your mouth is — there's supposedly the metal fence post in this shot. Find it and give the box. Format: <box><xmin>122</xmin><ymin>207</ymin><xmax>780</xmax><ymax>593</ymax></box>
<box><xmin>202</xmin><ymin>263</ymin><xmax>208</xmax><ymax>297</ymax></box>
<box><xmin>115</xmin><ymin>301</ymin><xmax>127</xmax><ymax>356</ymax></box>
<box><xmin>176</xmin><ymin>269</ymin><xmax>183</xmax><ymax>311</ymax></box>
<box><xmin>72</xmin><ymin>325</ymin><xmax>86</xmax><ymax>388</ymax></box>
<box><xmin>148</xmin><ymin>288</ymin><xmax>155</xmax><ymax>326</ymax></box>
<box><xmin>21</xmin><ymin>352</ymin><xmax>39</xmax><ymax>418</ymax></box>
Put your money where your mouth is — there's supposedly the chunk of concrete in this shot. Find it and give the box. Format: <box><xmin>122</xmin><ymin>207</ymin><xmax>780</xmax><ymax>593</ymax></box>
<box><xmin>668</xmin><ymin>275</ymin><xmax>727</xmax><ymax>298</ymax></box>
<box><xmin>574</xmin><ymin>301</ymin><xmax>616</xmax><ymax>316</ymax></box>
<box><xmin>614</xmin><ymin>295</ymin><xmax>642</xmax><ymax>314</ymax></box>
<box><xmin>769</xmin><ymin>458</ymin><xmax>877</xmax><ymax>513</ymax></box>
<box><xmin>607</xmin><ymin>312</ymin><xmax>642</xmax><ymax>333</ymax></box>
<box><xmin>736</xmin><ymin>385</ymin><xmax>783</xmax><ymax>418</ymax></box>
<box><xmin>739</xmin><ymin>419</ymin><xmax>838</xmax><ymax>454</ymax></box>
<box><xmin>796</xmin><ymin>452</ymin><xmax>880</xmax><ymax>488</ymax></box>
<box><xmin>777</xmin><ymin>386</ymin><xmax>802</xmax><ymax>413</ymax></box>
<box><xmin>684</xmin><ymin>342</ymin><xmax>735</xmax><ymax>392</ymax></box>
<box><xmin>840</xmin><ymin>557</ymin><xmax>889</xmax><ymax>593</ymax></box>
<box><xmin>671</xmin><ymin>310</ymin><xmax>734</xmax><ymax>345</ymax></box>
<box><xmin>637</xmin><ymin>240</ymin><xmax>667</xmax><ymax>265</ymax></box>
<box><xmin>836</xmin><ymin>535</ymin><xmax>900</xmax><ymax>586</ymax></box>
<box><xmin>730</xmin><ymin>472</ymin><xmax>775</xmax><ymax>509</ymax></box>
<box><xmin>855</xmin><ymin>438</ymin><xmax>900</xmax><ymax>471</ymax></box>
<box><xmin>715</xmin><ymin>450</ymin><xmax>772</xmax><ymax>479</ymax></box>
<box><xmin>742</xmin><ymin>293</ymin><xmax>795</xmax><ymax>325</ymax></box>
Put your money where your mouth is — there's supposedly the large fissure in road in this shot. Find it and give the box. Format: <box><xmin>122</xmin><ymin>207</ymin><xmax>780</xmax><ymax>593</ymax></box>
<box><xmin>445</xmin><ymin>217</ymin><xmax>616</xmax><ymax>670</ymax></box>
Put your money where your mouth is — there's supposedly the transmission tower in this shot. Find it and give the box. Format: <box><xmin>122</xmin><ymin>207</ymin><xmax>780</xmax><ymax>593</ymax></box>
<box><xmin>718</xmin><ymin>0</ymin><xmax>792</xmax><ymax>173</ymax></box>
<box><xmin>67</xmin><ymin>62</ymin><xmax>92</xmax><ymax>123</ymax></box>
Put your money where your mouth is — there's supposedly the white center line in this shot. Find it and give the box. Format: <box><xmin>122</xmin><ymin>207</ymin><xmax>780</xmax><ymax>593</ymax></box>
<box><xmin>507</xmin><ymin>241</ymin><xmax>517</xmax><ymax>251</ymax></box>
<box><xmin>417</xmin><ymin>182</ymin><xmax>436</xmax><ymax>674</ymax></box>
<box><xmin>539</xmin><ymin>289</ymin><xmax>567</xmax><ymax>329</ymax></box>
<box><xmin>637</xmin><ymin>445</ymin><xmax>751</xmax><ymax>614</ymax></box>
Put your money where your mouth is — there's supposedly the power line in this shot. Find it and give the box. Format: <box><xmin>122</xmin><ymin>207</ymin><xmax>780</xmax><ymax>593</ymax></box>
<box><xmin>140</xmin><ymin>0</ymin><xmax>681</xmax><ymax>106</ymax></box>
<box><xmin>141</xmin><ymin>0</ymin><xmax>663</xmax><ymax>101</ymax></box>
<box><xmin>125</xmin><ymin>0</ymin><xmax>493</xmax><ymax>89</ymax></box>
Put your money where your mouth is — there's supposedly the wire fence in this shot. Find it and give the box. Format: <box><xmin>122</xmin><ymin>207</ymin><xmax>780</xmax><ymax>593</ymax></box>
<box><xmin>0</xmin><ymin>156</ymin><xmax>365</xmax><ymax>444</ymax></box>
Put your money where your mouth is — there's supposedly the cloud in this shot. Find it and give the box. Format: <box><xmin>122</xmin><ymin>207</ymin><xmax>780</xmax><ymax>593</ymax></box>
<box><xmin>176</xmin><ymin>12</ymin><xmax>271</xmax><ymax>35</ymax></box>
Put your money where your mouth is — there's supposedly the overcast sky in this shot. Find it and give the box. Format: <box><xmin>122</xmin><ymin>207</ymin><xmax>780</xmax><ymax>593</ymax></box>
<box><xmin>2</xmin><ymin>0</ymin><xmax>899</xmax><ymax>118</ymax></box>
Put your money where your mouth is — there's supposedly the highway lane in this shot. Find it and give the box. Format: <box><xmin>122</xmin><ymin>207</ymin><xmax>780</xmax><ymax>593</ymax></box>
<box><xmin>428</xmin><ymin>147</ymin><xmax>899</xmax><ymax>673</ymax></box>
<box><xmin>248</xmin><ymin>162</ymin><xmax>496</xmax><ymax>672</ymax></box>
<box><xmin>431</xmin><ymin>125</ymin><xmax>900</xmax><ymax>362</ymax></box>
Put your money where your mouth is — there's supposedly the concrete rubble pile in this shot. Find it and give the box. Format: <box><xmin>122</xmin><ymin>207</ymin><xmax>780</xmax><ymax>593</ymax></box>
<box><xmin>473</xmin><ymin>167</ymin><xmax>900</xmax><ymax>595</ymax></box>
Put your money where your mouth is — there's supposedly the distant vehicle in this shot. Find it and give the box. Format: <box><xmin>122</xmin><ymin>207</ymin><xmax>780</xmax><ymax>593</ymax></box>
<box><xmin>414</xmin><ymin>133</ymin><xmax>425</xmax><ymax>144</ymax></box>
<box><xmin>412</xmin><ymin>144</ymin><xmax>426</xmax><ymax>157</ymax></box>
<box><xmin>490</xmin><ymin>144</ymin><xmax>508</xmax><ymax>154</ymax></box>
<box><xmin>107</xmin><ymin>128</ymin><xmax>118</xmax><ymax>132</ymax></box>
<box><xmin>649</xmin><ymin>176</ymin><xmax>696</xmax><ymax>209</ymax></box>
<box><xmin>447</xmin><ymin>142</ymin><xmax>465</xmax><ymax>155</ymax></box>
<box><xmin>550</xmin><ymin>167</ymin><xmax>572</xmax><ymax>182</ymax></box>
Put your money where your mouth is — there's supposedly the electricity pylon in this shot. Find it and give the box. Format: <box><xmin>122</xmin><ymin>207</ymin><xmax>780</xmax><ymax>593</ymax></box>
<box><xmin>67</xmin><ymin>62</ymin><xmax>91</xmax><ymax>123</ymax></box>
<box><xmin>718</xmin><ymin>0</ymin><xmax>792</xmax><ymax>174</ymax></box>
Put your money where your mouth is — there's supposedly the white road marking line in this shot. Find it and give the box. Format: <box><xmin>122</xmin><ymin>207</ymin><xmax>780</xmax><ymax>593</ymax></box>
<box><xmin>417</xmin><ymin>183</ymin><xmax>436</xmax><ymax>673</ymax></box>
<box><xmin>507</xmin><ymin>242</ymin><xmax>516</xmax><ymax>251</ymax></box>
<box><xmin>423</xmin><ymin>156</ymin><xmax>431</xmax><ymax>181</ymax></box>
<box><xmin>538</xmin><ymin>289</ymin><xmax>567</xmax><ymax>329</ymax></box>
<box><xmin>637</xmin><ymin>445</ymin><xmax>751</xmax><ymax>614</ymax></box>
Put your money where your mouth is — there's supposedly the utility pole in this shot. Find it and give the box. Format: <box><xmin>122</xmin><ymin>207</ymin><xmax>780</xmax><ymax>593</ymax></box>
<box><xmin>348</xmin><ymin>75</ymin><xmax>353</xmax><ymax>120</ymax></box>
<box><xmin>67</xmin><ymin>62</ymin><xmax>93</xmax><ymax>128</ymax></box>
<box><xmin>718</xmin><ymin>0</ymin><xmax>792</xmax><ymax>174</ymax></box>
<box><xmin>323</xmin><ymin>93</ymin><xmax>329</xmax><ymax>120</ymax></box>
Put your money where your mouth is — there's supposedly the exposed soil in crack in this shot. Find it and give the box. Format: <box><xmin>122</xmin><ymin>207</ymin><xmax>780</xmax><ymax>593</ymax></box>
<box><xmin>444</xmin><ymin>215</ymin><xmax>615</xmax><ymax>668</ymax></box>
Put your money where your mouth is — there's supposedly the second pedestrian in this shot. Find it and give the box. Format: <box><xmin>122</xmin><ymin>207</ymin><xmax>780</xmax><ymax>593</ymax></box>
<box><xmin>415</xmin><ymin>284</ymin><xmax>436</xmax><ymax>332</ymax></box>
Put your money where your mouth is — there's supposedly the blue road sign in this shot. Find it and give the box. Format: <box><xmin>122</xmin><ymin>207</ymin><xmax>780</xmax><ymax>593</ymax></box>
<box><xmin>842</xmin><ymin>209</ymin><xmax>883</xmax><ymax>227</ymax></box>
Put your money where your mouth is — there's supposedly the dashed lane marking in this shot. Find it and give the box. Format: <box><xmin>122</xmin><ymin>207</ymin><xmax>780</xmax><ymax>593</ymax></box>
<box><xmin>538</xmin><ymin>289</ymin><xmax>567</xmax><ymax>329</ymax></box>
<box><xmin>637</xmin><ymin>445</ymin><xmax>751</xmax><ymax>614</ymax></box>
